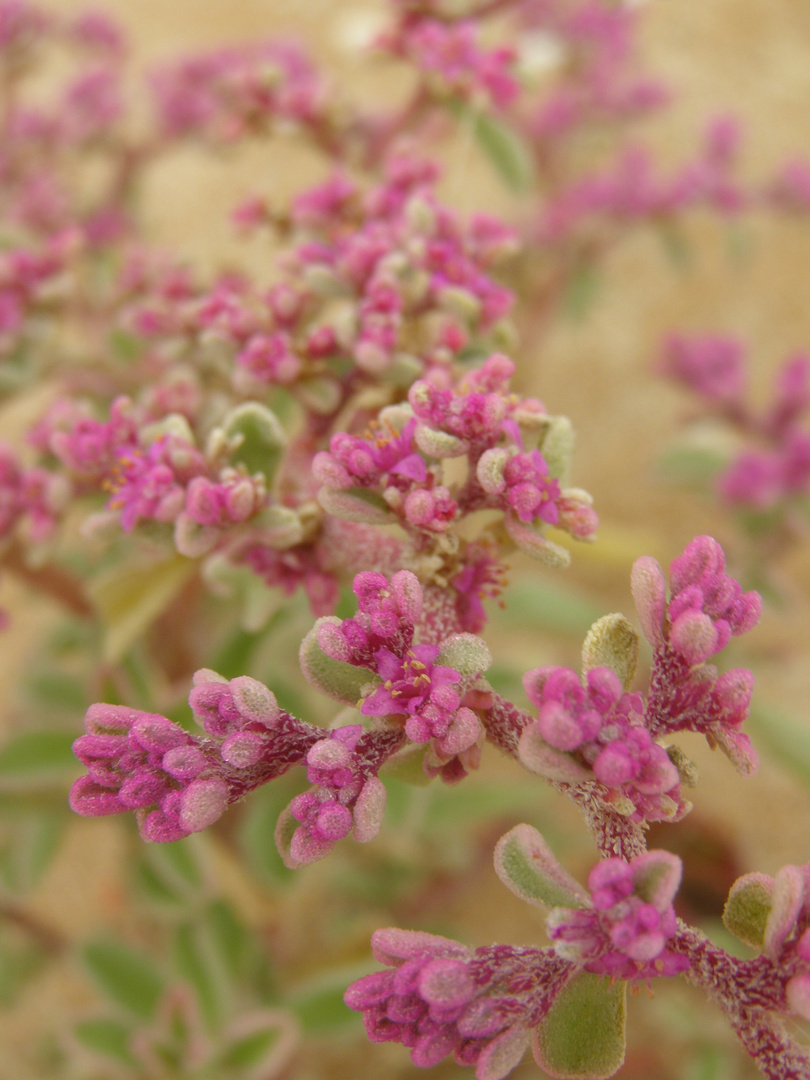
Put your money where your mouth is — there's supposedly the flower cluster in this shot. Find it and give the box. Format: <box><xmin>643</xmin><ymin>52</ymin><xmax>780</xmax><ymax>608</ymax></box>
<box><xmin>70</xmin><ymin>669</ymin><xmax>406</xmax><ymax>856</ymax></box>
<box><xmin>547</xmin><ymin>851</ymin><xmax>689</xmax><ymax>982</ymax></box>
<box><xmin>126</xmin><ymin>159</ymin><xmax>516</xmax><ymax>401</ymax></box>
<box><xmin>0</xmin><ymin>0</ymin><xmax>802</xmax><ymax>1076</ymax></box>
<box><xmin>47</xmin><ymin>397</ymin><xmax>273</xmax><ymax>554</ymax></box>
<box><xmin>662</xmin><ymin>334</ymin><xmax>810</xmax><ymax>521</ymax></box>
<box><xmin>381</xmin><ymin>17</ymin><xmax>519</xmax><ymax>110</ymax></box>
<box><xmin>281</xmin><ymin>724</ymin><xmax>401</xmax><ymax>867</ymax></box>
<box><xmin>70</xmin><ymin>672</ymin><xmax>313</xmax><ymax>841</ymax></box>
<box><xmin>314</xmin><ymin>569</ymin><xmax>490</xmax><ymax>782</ymax></box>
<box><xmin>150</xmin><ymin>40</ymin><xmax>330</xmax><ymax>144</ymax></box>
<box><xmin>632</xmin><ymin>535</ymin><xmax>762</xmax><ymax>773</ymax></box>
<box><xmin>0</xmin><ymin>443</ymin><xmax>65</xmax><ymax>544</ymax></box>
<box><xmin>344</xmin><ymin>928</ymin><xmax>570</xmax><ymax>1079</ymax></box>
<box><xmin>519</xmin><ymin>666</ymin><xmax>684</xmax><ymax>823</ymax></box>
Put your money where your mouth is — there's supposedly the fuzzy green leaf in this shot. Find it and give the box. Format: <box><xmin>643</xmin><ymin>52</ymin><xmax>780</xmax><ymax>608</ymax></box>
<box><xmin>174</xmin><ymin>921</ymin><xmax>230</xmax><ymax>1028</ymax></box>
<box><xmin>222</xmin><ymin>402</ymin><xmax>286</xmax><ymax>480</ymax></box>
<box><xmin>299</xmin><ymin>619</ymin><xmax>376</xmax><ymax>705</ymax></box>
<box><xmin>533</xmin><ymin>972</ymin><xmax>626</xmax><ymax>1079</ymax></box>
<box><xmin>581</xmin><ymin>614</ymin><xmax>639</xmax><ymax>691</ymax></box>
<box><xmin>722</xmin><ymin>873</ymin><xmax>773</xmax><ymax>950</ymax></box>
<box><xmin>541</xmin><ymin>416</ymin><xmax>575</xmax><ymax>487</ymax></box>
<box><xmin>447</xmin><ymin>102</ymin><xmax>535</xmax><ymax>193</ymax></box>
<box><xmin>437</xmin><ymin>633</ymin><xmax>491</xmax><ymax>676</ymax></box>
<box><xmin>494</xmin><ymin>824</ymin><xmax>589</xmax><ymax>910</ymax></box>
<box><xmin>290</xmin><ymin>964</ymin><xmax>372</xmax><ymax>1033</ymax></box>
<box><xmin>0</xmin><ymin>810</ymin><xmax>64</xmax><ymax>892</ymax></box>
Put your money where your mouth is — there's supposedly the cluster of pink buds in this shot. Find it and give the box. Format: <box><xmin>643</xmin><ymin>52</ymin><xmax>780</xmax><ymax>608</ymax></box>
<box><xmin>127</xmin><ymin>158</ymin><xmax>516</xmax><ymax>402</ymax></box>
<box><xmin>0</xmin><ymin>443</ymin><xmax>65</xmax><ymax>544</ymax></box>
<box><xmin>281</xmin><ymin>724</ymin><xmax>401</xmax><ymax>867</ymax></box>
<box><xmin>526</xmin><ymin>0</ymin><xmax>668</xmax><ymax>138</ymax></box>
<box><xmin>381</xmin><ymin>17</ymin><xmax>519</xmax><ymax>110</ymax></box>
<box><xmin>633</xmin><ymin>535</ymin><xmax>762</xmax><ymax>773</ymax></box>
<box><xmin>149</xmin><ymin>40</ymin><xmax>330</xmax><ymax>145</ymax></box>
<box><xmin>519</xmin><ymin>666</ymin><xmax>684</xmax><ymax>823</ymax></box>
<box><xmin>547</xmin><ymin>851</ymin><xmax>689</xmax><ymax>981</ymax></box>
<box><xmin>312</xmin><ymin>569</ymin><xmax>491</xmax><ymax>782</ymax></box>
<box><xmin>9</xmin><ymin>0</ymin><xmax>802</xmax><ymax>1075</ymax></box>
<box><xmin>661</xmin><ymin>335</ymin><xmax>810</xmax><ymax>519</ymax></box>
<box><xmin>71</xmin><ymin>672</ymin><xmax>311</xmax><ymax>841</ymax></box>
<box><xmin>70</xmin><ymin>669</ymin><xmax>405</xmax><ymax>853</ymax></box>
<box><xmin>344</xmin><ymin>928</ymin><xmax>570</xmax><ymax>1079</ymax></box>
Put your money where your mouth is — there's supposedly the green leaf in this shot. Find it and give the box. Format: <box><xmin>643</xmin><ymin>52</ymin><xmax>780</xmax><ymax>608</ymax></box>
<box><xmin>533</xmin><ymin>972</ymin><xmax>626</xmax><ymax>1079</ymax></box>
<box><xmin>82</xmin><ymin>940</ymin><xmax>165</xmax><ymax>1020</ymax></box>
<box><xmin>378</xmin><ymin>744</ymin><xmax>433</xmax><ymax>787</ymax></box>
<box><xmin>222</xmin><ymin>402</ymin><xmax>286</xmax><ymax>481</ymax></box>
<box><xmin>212</xmin><ymin>627</ymin><xmax>264</xmax><ymax>681</ymax></box>
<box><xmin>493</xmin><ymin>824</ymin><xmax>589</xmax><ymax>910</ymax></box>
<box><xmin>0</xmin><ymin>730</ymin><xmax>78</xmax><ymax>786</ymax></box>
<box><xmin>540</xmin><ymin>416</ymin><xmax>575</xmax><ymax>487</ymax></box>
<box><xmin>204</xmin><ymin>901</ymin><xmax>253</xmax><ymax>984</ymax></box>
<box><xmin>581</xmin><ymin>614</ymin><xmax>639</xmax><ymax>691</ymax></box>
<box><xmin>436</xmin><ymin>633</ymin><xmax>491</xmax><ymax>676</ymax></box>
<box><xmin>148</xmin><ymin>837</ymin><xmax>206</xmax><ymax>892</ymax></box>
<box><xmin>208</xmin><ymin>1011</ymin><xmax>299</xmax><ymax>1077</ymax></box>
<box><xmin>298</xmin><ymin>619</ymin><xmax>375</xmax><ymax>705</ymax></box>
<box><xmin>317</xmin><ymin>486</ymin><xmax>393</xmax><ymax>524</ymax></box>
<box><xmin>656</xmin><ymin>444</ymin><xmax>728</xmax><ymax>485</ymax></box>
<box><xmin>334</xmin><ymin>584</ymin><xmax>358</xmax><ymax>622</ymax></box>
<box><xmin>447</xmin><ymin>100</ymin><xmax>535</xmax><ymax>193</ymax></box>
<box><xmin>239</xmin><ymin>780</ymin><xmax>300</xmax><ymax>887</ymax></box>
<box><xmin>89</xmin><ymin>554</ymin><xmax>195</xmax><ymax>663</ymax></box>
<box><xmin>74</xmin><ymin>1018</ymin><xmax>136</xmax><ymax>1065</ymax></box>
<box><xmin>215</xmin><ymin>1027</ymin><xmax>280</xmax><ymax>1069</ymax></box>
<box><xmin>136</xmin><ymin>835</ymin><xmax>207</xmax><ymax>908</ymax></box>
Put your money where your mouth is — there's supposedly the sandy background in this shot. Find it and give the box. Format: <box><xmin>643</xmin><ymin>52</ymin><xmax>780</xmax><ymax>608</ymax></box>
<box><xmin>1</xmin><ymin>1</ymin><xmax>810</xmax><ymax>1077</ymax></box>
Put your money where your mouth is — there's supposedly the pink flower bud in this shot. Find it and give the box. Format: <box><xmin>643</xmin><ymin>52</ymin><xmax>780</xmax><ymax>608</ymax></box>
<box><xmin>179</xmin><ymin>777</ymin><xmax>229</xmax><ymax>832</ymax></box>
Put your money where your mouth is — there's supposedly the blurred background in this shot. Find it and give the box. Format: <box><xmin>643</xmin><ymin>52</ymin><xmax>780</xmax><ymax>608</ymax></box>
<box><xmin>1</xmin><ymin>1</ymin><xmax>810</xmax><ymax>1077</ymax></box>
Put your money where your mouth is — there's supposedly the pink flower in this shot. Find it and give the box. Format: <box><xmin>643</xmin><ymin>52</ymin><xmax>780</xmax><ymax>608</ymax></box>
<box><xmin>547</xmin><ymin>851</ymin><xmax>689</xmax><ymax>981</ymax></box>
<box><xmin>362</xmin><ymin>642</ymin><xmax>462</xmax><ymax>743</ymax></box>
<box><xmin>281</xmin><ymin>726</ymin><xmax>402</xmax><ymax>866</ymax></box>
<box><xmin>105</xmin><ymin>437</ymin><xmax>193</xmax><ymax>532</ymax></box>
<box><xmin>236</xmin><ymin>332</ymin><xmax>302</xmax><ymax>385</ymax></box>
<box><xmin>314</xmin><ymin>419</ymin><xmax>427</xmax><ymax>493</ymax></box>
<box><xmin>318</xmin><ymin>569</ymin><xmax>422</xmax><ymax>668</ymax></box>
<box><xmin>344</xmin><ymin>928</ymin><xmax>569</xmax><ymax>1077</ymax></box>
<box><xmin>660</xmin><ymin>333</ymin><xmax>746</xmax><ymax>405</ymax></box>
<box><xmin>238</xmin><ymin>539</ymin><xmax>340</xmax><ymax>617</ymax></box>
<box><xmin>392</xmin><ymin>19</ymin><xmax>519</xmax><ymax>110</ymax></box>
<box><xmin>450</xmin><ymin>546</ymin><xmax>504</xmax><ymax>634</ymax></box>
<box><xmin>72</xmin><ymin>672</ymin><xmax>318</xmax><ymax>842</ymax></box>
<box><xmin>520</xmin><ymin>666</ymin><xmax>681</xmax><ymax>822</ymax></box>
<box><xmin>667</xmin><ymin>535</ymin><xmax>762</xmax><ymax>664</ymax></box>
